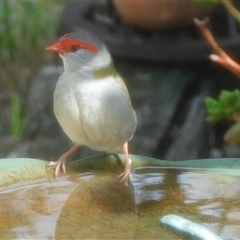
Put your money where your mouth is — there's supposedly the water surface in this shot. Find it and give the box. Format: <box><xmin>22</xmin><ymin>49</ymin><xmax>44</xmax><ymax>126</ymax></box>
<box><xmin>0</xmin><ymin>167</ymin><xmax>240</xmax><ymax>239</ymax></box>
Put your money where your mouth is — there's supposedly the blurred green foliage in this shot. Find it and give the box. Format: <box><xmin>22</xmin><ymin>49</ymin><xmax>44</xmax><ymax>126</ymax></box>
<box><xmin>10</xmin><ymin>94</ymin><xmax>27</xmax><ymax>138</ymax></box>
<box><xmin>0</xmin><ymin>1</ymin><xmax>62</xmax><ymax>63</ymax></box>
<box><xmin>0</xmin><ymin>1</ymin><xmax>63</xmax><ymax>138</ymax></box>
<box><xmin>205</xmin><ymin>89</ymin><xmax>240</xmax><ymax>122</ymax></box>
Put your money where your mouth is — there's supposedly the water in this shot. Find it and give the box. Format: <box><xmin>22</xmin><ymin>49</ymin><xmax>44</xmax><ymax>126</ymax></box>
<box><xmin>0</xmin><ymin>167</ymin><xmax>240</xmax><ymax>239</ymax></box>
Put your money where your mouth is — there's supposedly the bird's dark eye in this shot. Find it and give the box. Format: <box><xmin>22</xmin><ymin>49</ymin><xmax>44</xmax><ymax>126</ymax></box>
<box><xmin>71</xmin><ymin>45</ymin><xmax>81</xmax><ymax>52</ymax></box>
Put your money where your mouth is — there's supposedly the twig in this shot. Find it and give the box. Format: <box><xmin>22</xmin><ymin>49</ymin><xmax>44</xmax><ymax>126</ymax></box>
<box><xmin>194</xmin><ymin>18</ymin><xmax>240</xmax><ymax>80</ymax></box>
<box><xmin>210</xmin><ymin>54</ymin><xmax>240</xmax><ymax>77</ymax></box>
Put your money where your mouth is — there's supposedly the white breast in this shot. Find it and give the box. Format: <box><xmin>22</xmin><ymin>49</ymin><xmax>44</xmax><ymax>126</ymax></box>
<box><xmin>53</xmin><ymin>71</ymin><xmax>136</xmax><ymax>153</ymax></box>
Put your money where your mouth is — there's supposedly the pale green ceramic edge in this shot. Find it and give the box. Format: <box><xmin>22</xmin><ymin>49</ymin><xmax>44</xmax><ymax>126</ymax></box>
<box><xmin>1</xmin><ymin>154</ymin><xmax>240</xmax><ymax>187</ymax></box>
<box><xmin>0</xmin><ymin>158</ymin><xmax>49</xmax><ymax>187</ymax></box>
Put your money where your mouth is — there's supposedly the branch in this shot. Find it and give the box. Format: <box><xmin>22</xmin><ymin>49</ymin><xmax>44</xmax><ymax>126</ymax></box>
<box><xmin>194</xmin><ymin>18</ymin><xmax>240</xmax><ymax>80</ymax></box>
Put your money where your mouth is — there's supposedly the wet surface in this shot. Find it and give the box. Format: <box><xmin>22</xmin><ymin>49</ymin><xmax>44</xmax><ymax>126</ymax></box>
<box><xmin>0</xmin><ymin>167</ymin><xmax>240</xmax><ymax>239</ymax></box>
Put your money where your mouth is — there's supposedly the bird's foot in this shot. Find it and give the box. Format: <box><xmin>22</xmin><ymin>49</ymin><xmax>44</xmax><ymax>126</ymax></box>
<box><xmin>118</xmin><ymin>169</ymin><xmax>130</xmax><ymax>186</ymax></box>
<box><xmin>46</xmin><ymin>156</ymin><xmax>68</xmax><ymax>179</ymax></box>
<box><xmin>46</xmin><ymin>144</ymin><xmax>80</xmax><ymax>179</ymax></box>
<box><xmin>118</xmin><ymin>156</ymin><xmax>132</xmax><ymax>186</ymax></box>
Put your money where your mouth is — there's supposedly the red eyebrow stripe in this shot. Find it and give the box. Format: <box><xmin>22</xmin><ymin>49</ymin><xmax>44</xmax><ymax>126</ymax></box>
<box><xmin>61</xmin><ymin>38</ymin><xmax>98</xmax><ymax>53</ymax></box>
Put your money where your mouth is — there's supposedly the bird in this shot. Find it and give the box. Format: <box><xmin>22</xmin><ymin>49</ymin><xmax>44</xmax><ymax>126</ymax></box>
<box><xmin>46</xmin><ymin>29</ymin><xmax>137</xmax><ymax>185</ymax></box>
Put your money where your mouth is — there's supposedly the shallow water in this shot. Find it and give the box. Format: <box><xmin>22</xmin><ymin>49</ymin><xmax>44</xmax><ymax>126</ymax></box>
<box><xmin>0</xmin><ymin>167</ymin><xmax>240</xmax><ymax>239</ymax></box>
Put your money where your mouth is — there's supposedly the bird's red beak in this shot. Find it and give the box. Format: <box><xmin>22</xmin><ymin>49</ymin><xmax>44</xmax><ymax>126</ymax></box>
<box><xmin>46</xmin><ymin>41</ymin><xmax>65</xmax><ymax>55</ymax></box>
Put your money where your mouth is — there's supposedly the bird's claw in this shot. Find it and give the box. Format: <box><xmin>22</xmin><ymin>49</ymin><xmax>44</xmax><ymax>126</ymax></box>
<box><xmin>117</xmin><ymin>155</ymin><xmax>132</xmax><ymax>186</ymax></box>
<box><xmin>46</xmin><ymin>158</ymin><xmax>67</xmax><ymax>179</ymax></box>
<box><xmin>118</xmin><ymin>170</ymin><xmax>130</xmax><ymax>181</ymax></box>
<box><xmin>118</xmin><ymin>169</ymin><xmax>131</xmax><ymax>186</ymax></box>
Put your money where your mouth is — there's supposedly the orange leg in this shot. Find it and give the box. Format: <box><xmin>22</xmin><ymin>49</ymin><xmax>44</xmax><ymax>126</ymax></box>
<box><xmin>47</xmin><ymin>144</ymin><xmax>80</xmax><ymax>178</ymax></box>
<box><xmin>118</xmin><ymin>142</ymin><xmax>132</xmax><ymax>185</ymax></box>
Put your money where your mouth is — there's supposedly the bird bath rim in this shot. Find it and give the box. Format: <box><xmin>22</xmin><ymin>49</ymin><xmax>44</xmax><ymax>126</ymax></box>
<box><xmin>1</xmin><ymin>154</ymin><xmax>240</xmax><ymax>187</ymax></box>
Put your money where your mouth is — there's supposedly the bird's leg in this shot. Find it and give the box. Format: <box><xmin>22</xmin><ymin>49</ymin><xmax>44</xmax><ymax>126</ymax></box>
<box><xmin>118</xmin><ymin>142</ymin><xmax>132</xmax><ymax>185</ymax></box>
<box><xmin>47</xmin><ymin>144</ymin><xmax>80</xmax><ymax>178</ymax></box>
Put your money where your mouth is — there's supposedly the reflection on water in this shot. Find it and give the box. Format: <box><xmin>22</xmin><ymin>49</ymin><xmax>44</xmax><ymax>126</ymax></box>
<box><xmin>0</xmin><ymin>178</ymin><xmax>76</xmax><ymax>239</ymax></box>
<box><xmin>0</xmin><ymin>167</ymin><xmax>240</xmax><ymax>239</ymax></box>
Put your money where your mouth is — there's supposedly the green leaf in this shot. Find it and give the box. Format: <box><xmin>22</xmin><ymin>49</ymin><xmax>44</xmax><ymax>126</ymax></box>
<box><xmin>205</xmin><ymin>89</ymin><xmax>240</xmax><ymax>122</ymax></box>
<box><xmin>205</xmin><ymin>97</ymin><xmax>220</xmax><ymax>109</ymax></box>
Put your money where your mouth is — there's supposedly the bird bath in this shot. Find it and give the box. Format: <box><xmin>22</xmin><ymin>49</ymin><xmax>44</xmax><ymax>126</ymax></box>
<box><xmin>0</xmin><ymin>155</ymin><xmax>240</xmax><ymax>239</ymax></box>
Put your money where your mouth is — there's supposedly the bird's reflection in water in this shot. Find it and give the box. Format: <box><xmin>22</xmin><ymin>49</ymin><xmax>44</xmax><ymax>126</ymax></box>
<box><xmin>56</xmin><ymin>173</ymin><xmax>137</xmax><ymax>239</ymax></box>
